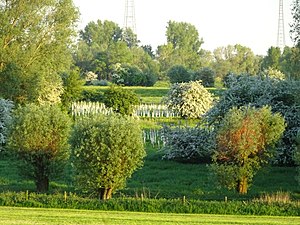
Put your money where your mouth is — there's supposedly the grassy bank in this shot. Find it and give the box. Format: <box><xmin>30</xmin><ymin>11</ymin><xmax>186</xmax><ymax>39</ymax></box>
<box><xmin>1</xmin><ymin>207</ymin><xmax>299</xmax><ymax>225</ymax></box>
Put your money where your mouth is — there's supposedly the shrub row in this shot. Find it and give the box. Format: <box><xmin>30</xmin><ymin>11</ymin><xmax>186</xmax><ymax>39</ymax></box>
<box><xmin>0</xmin><ymin>192</ymin><xmax>299</xmax><ymax>216</ymax></box>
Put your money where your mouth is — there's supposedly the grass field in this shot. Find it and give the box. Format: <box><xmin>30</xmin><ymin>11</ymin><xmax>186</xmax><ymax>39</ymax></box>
<box><xmin>1</xmin><ymin>206</ymin><xmax>299</xmax><ymax>225</ymax></box>
<box><xmin>81</xmin><ymin>85</ymin><xmax>224</xmax><ymax>104</ymax></box>
<box><xmin>1</xmin><ymin>146</ymin><xmax>299</xmax><ymax>201</ymax></box>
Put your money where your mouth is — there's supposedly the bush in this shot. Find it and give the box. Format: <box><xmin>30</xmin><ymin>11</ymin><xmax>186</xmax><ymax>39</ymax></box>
<box><xmin>167</xmin><ymin>65</ymin><xmax>191</xmax><ymax>83</ymax></box>
<box><xmin>193</xmin><ymin>67</ymin><xmax>215</xmax><ymax>87</ymax></box>
<box><xmin>212</xmin><ymin>106</ymin><xmax>285</xmax><ymax>194</ymax></box>
<box><xmin>103</xmin><ymin>85</ymin><xmax>140</xmax><ymax>115</ymax></box>
<box><xmin>162</xmin><ymin>124</ymin><xmax>215</xmax><ymax>163</ymax></box>
<box><xmin>164</xmin><ymin>81</ymin><xmax>214</xmax><ymax>119</ymax></box>
<box><xmin>0</xmin><ymin>99</ymin><xmax>14</xmax><ymax>152</ymax></box>
<box><xmin>8</xmin><ymin>104</ymin><xmax>71</xmax><ymax>192</ymax></box>
<box><xmin>80</xmin><ymin>89</ymin><xmax>104</xmax><ymax>102</ymax></box>
<box><xmin>206</xmin><ymin>75</ymin><xmax>300</xmax><ymax>165</ymax></box>
<box><xmin>71</xmin><ymin>114</ymin><xmax>146</xmax><ymax>200</ymax></box>
<box><xmin>60</xmin><ymin>69</ymin><xmax>85</xmax><ymax>110</ymax></box>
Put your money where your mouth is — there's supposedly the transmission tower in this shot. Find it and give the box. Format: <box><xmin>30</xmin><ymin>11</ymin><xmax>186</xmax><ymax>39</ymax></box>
<box><xmin>123</xmin><ymin>0</ymin><xmax>136</xmax><ymax>33</ymax></box>
<box><xmin>277</xmin><ymin>0</ymin><xmax>286</xmax><ymax>51</ymax></box>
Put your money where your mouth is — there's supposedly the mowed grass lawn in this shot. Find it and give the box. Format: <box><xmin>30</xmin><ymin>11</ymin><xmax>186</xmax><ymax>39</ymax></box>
<box><xmin>1</xmin><ymin>207</ymin><xmax>300</xmax><ymax>225</ymax></box>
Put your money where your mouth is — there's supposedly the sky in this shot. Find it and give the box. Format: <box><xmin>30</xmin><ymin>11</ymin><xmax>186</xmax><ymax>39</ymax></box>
<box><xmin>73</xmin><ymin>0</ymin><xmax>295</xmax><ymax>55</ymax></box>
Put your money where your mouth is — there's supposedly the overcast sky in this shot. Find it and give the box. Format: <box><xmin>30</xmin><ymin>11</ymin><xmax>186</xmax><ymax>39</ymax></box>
<box><xmin>73</xmin><ymin>0</ymin><xmax>295</xmax><ymax>55</ymax></box>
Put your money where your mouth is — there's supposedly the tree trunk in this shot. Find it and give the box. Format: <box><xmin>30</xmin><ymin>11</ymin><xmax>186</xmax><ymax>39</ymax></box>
<box><xmin>237</xmin><ymin>177</ymin><xmax>248</xmax><ymax>194</ymax></box>
<box><xmin>36</xmin><ymin>176</ymin><xmax>49</xmax><ymax>193</ymax></box>
<box><xmin>34</xmin><ymin>155</ymin><xmax>50</xmax><ymax>193</ymax></box>
<box><xmin>99</xmin><ymin>187</ymin><xmax>113</xmax><ymax>200</ymax></box>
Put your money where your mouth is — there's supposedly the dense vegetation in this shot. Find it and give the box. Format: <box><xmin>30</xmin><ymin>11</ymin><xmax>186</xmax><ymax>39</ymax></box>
<box><xmin>0</xmin><ymin>0</ymin><xmax>300</xmax><ymax>223</ymax></box>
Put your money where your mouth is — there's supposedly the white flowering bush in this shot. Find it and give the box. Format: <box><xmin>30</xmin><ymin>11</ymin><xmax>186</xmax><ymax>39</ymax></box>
<box><xmin>162</xmin><ymin>124</ymin><xmax>216</xmax><ymax>163</ymax></box>
<box><xmin>164</xmin><ymin>81</ymin><xmax>214</xmax><ymax>119</ymax></box>
<box><xmin>0</xmin><ymin>99</ymin><xmax>14</xmax><ymax>152</ymax></box>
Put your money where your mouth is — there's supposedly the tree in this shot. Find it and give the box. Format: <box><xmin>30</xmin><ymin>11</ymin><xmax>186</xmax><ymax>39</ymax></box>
<box><xmin>122</xmin><ymin>28</ymin><xmax>139</xmax><ymax>48</ymax></box>
<box><xmin>103</xmin><ymin>85</ymin><xmax>140</xmax><ymax>116</ymax></box>
<box><xmin>167</xmin><ymin>65</ymin><xmax>191</xmax><ymax>83</ymax></box>
<box><xmin>193</xmin><ymin>67</ymin><xmax>215</xmax><ymax>87</ymax></box>
<box><xmin>261</xmin><ymin>47</ymin><xmax>281</xmax><ymax>70</ymax></box>
<box><xmin>60</xmin><ymin>69</ymin><xmax>85</xmax><ymax>110</ymax></box>
<box><xmin>290</xmin><ymin>0</ymin><xmax>300</xmax><ymax>47</ymax></box>
<box><xmin>164</xmin><ymin>81</ymin><xmax>214</xmax><ymax>119</ymax></box>
<box><xmin>212</xmin><ymin>106</ymin><xmax>285</xmax><ymax>194</ymax></box>
<box><xmin>206</xmin><ymin>75</ymin><xmax>300</xmax><ymax>165</ymax></box>
<box><xmin>0</xmin><ymin>0</ymin><xmax>79</xmax><ymax>104</ymax></box>
<box><xmin>212</xmin><ymin>44</ymin><xmax>260</xmax><ymax>79</ymax></box>
<box><xmin>71</xmin><ymin>114</ymin><xmax>145</xmax><ymax>200</ymax></box>
<box><xmin>157</xmin><ymin>21</ymin><xmax>204</xmax><ymax>73</ymax></box>
<box><xmin>8</xmin><ymin>104</ymin><xmax>71</xmax><ymax>192</ymax></box>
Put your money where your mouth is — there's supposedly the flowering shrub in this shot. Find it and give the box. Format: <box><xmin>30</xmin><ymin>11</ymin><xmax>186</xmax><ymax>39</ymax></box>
<box><xmin>206</xmin><ymin>75</ymin><xmax>300</xmax><ymax>165</ymax></box>
<box><xmin>0</xmin><ymin>99</ymin><xmax>14</xmax><ymax>152</ymax></box>
<box><xmin>164</xmin><ymin>81</ymin><xmax>214</xmax><ymax>119</ymax></box>
<box><xmin>162</xmin><ymin>124</ymin><xmax>215</xmax><ymax>163</ymax></box>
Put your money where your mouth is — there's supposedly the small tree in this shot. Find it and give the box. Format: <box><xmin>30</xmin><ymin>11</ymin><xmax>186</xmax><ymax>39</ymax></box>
<box><xmin>212</xmin><ymin>106</ymin><xmax>285</xmax><ymax>194</ymax></box>
<box><xmin>0</xmin><ymin>99</ymin><xmax>14</xmax><ymax>152</ymax></box>
<box><xmin>164</xmin><ymin>81</ymin><xmax>214</xmax><ymax>119</ymax></box>
<box><xmin>193</xmin><ymin>67</ymin><xmax>215</xmax><ymax>87</ymax></box>
<box><xmin>8</xmin><ymin>104</ymin><xmax>71</xmax><ymax>192</ymax></box>
<box><xmin>60</xmin><ymin>69</ymin><xmax>85</xmax><ymax>110</ymax></box>
<box><xmin>167</xmin><ymin>65</ymin><xmax>191</xmax><ymax>83</ymax></box>
<box><xmin>103</xmin><ymin>85</ymin><xmax>140</xmax><ymax>115</ymax></box>
<box><xmin>71</xmin><ymin>114</ymin><xmax>145</xmax><ymax>200</ymax></box>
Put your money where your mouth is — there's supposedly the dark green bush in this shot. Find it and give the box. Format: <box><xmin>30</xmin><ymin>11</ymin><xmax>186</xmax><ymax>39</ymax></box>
<box><xmin>80</xmin><ymin>89</ymin><xmax>104</xmax><ymax>102</ymax></box>
<box><xmin>167</xmin><ymin>65</ymin><xmax>191</xmax><ymax>84</ymax></box>
<box><xmin>103</xmin><ymin>85</ymin><xmax>140</xmax><ymax>115</ymax></box>
<box><xmin>193</xmin><ymin>67</ymin><xmax>215</xmax><ymax>87</ymax></box>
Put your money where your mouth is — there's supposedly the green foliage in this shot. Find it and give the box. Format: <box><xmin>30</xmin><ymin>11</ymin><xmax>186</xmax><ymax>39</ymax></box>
<box><xmin>261</xmin><ymin>47</ymin><xmax>281</xmax><ymax>70</ymax></box>
<box><xmin>164</xmin><ymin>81</ymin><xmax>214</xmax><ymax>119</ymax></box>
<box><xmin>290</xmin><ymin>0</ymin><xmax>300</xmax><ymax>47</ymax></box>
<box><xmin>295</xmin><ymin>131</ymin><xmax>300</xmax><ymax>185</ymax></box>
<box><xmin>80</xmin><ymin>89</ymin><xmax>105</xmax><ymax>102</ymax></box>
<box><xmin>0</xmin><ymin>0</ymin><xmax>79</xmax><ymax>104</ymax></box>
<box><xmin>193</xmin><ymin>67</ymin><xmax>215</xmax><ymax>87</ymax></box>
<box><xmin>162</xmin><ymin>124</ymin><xmax>215</xmax><ymax>163</ymax></box>
<box><xmin>212</xmin><ymin>106</ymin><xmax>286</xmax><ymax>194</ymax></box>
<box><xmin>167</xmin><ymin>65</ymin><xmax>191</xmax><ymax>84</ymax></box>
<box><xmin>103</xmin><ymin>85</ymin><xmax>140</xmax><ymax>115</ymax></box>
<box><xmin>0</xmin><ymin>99</ymin><xmax>14</xmax><ymax>152</ymax></box>
<box><xmin>71</xmin><ymin>114</ymin><xmax>146</xmax><ymax>200</ymax></box>
<box><xmin>60</xmin><ymin>69</ymin><xmax>85</xmax><ymax>110</ymax></box>
<box><xmin>0</xmin><ymin>192</ymin><xmax>299</xmax><ymax>217</ymax></box>
<box><xmin>157</xmin><ymin>21</ymin><xmax>204</xmax><ymax>72</ymax></box>
<box><xmin>206</xmin><ymin>75</ymin><xmax>300</xmax><ymax>165</ymax></box>
<box><xmin>8</xmin><ymin>104</ymin><xmax>71</xmax><ymax>192</ymax></box>
<box><xmin>212</xmin><ymin>44</ymin><xmax>260</xmax><ymax>79</ymax></box>
<box><xmin>113</xmin><ymin>64</ymin><xmax>144</xmax><ymax>86</ymax></box>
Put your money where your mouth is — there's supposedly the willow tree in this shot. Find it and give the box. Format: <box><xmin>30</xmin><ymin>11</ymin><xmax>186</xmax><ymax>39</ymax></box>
<box><xmin>0</xmin><ymin>0</ymin><xmax>79</xmax><ymax>104</ymax></box>
<box><xmin>212</xmin><ymin>106</ymin><xmax>285</xmax><ymax>194</ymax></box>
<box><xmin>71</xmin><ymin>114</ymin><xmax>145</xmax><ymax>200</ymax></box>
<box><xmin>8</xmin><ymin>104</ymin><xmax>71</xmax><ymax>192</ymax></box>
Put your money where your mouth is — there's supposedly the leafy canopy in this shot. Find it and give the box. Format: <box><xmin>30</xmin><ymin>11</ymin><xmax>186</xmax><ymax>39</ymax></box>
<box><xmin>0</xmin><ymin>0</ymin><xmax>79</xmax><ymax>104</ymax></box>
<box><xmin>212</xmin><ymin>106</ymin><xmax>285</xmax><ymax>194</ymax></box>
<box><xmin>71</xmin><ymin>114</ymin><xmax>146</xmax><ymax>200</ymax></box>
<box><xmin>8</xmin><ymin>104</ymin><xmax>71</xmax><ymax>192</ymax></box>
